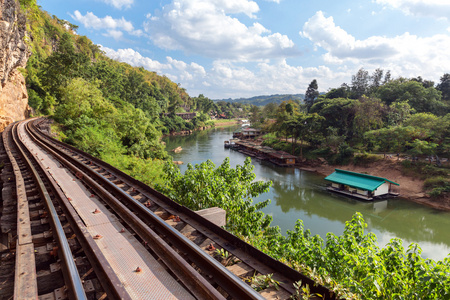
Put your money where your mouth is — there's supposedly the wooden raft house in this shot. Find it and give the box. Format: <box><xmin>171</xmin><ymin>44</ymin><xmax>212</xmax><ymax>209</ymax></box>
<box><xmin>325</xmin><ymin>169</ymin><xmax>399</xmax><ymax>201</ymax></box>
<box><xmin>226</xmin><ymin>139</ymin><xmax>296</xmax><ymax>166</ymax></box>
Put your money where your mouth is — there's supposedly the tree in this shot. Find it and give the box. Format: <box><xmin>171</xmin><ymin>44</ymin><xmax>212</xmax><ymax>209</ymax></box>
<box><xmin>351</xmin><ymin>68</ymin><xmax>370</xmax><ymax>99</ymax></box>
<box><xmin>310</xmin><ymin>97</ymin><xmax>357</xmax><ymax>139</ymax></box>
<box><xmin>304</xmin><ymin>79</ymin><xmax>319</xmax><ymax>113</ymax></box>
<box><xmin>39</xmin><ymin>33</ymin><xmax>90</xmax><ymax>99</ymax></box>
<box><xmin>54</xmin><ymin>78</ymin><xmax>115</xmax><ymax>122</ymax></box>
<box><xmin>365</xmin><ymin>127</ymin><xmax>398</xmax><ymax>158</ymax></box>
<box><xmin>249</xmin><ymin>105</ymin><xmax>261</xmax><ymax>126</ymax></box>
<box><xmin>383</xmin><ymin>70</ymin><xmax>392</xmax><ymax>85</ymax></box>
<box><xmin>261</xmin><ymin>102</ymin><xmax>278</xmax><ymax>119</ymax></box>
<box><xmin>408</xmin><ymin>139</ymin><xmax>438</xmax><ymax>162</ymax></box>
<box><xmin>369</xmin><ymin>68</ymin><xmax>384</xmax><ymax>94</ymax></box>
<box><xmin>437</xmin><ymin>73</ymin><xmax>450</xmax><ymax>101</ymax></box>
<box><xmin>323</xmin><ymin>86</ymin><xmax>349</xmax><ymax>99</ymax></box>
<box><xmin>377</xmin><ymin>79</ymin><xmax>446</xmax><ymax>115</ymax></box>
<box><xmin>194</xmin><ymin>94</ymin><xmax>214</xmax><ymax>114</ymax></box>
<box><xmin>353</xmin><ymin>96</ymin><xmax>385</xmax><ymax>140</ymax></box>
<box><xmin>386</xmin><ymin>101</ymin><xmax>413</xmax><ymax>126</ymax></box>
<box><xmin>157</xmin><ymin>158</ymin><xmax>273</xmax><ymax>236</ymax></box>
<box><xmin>411</xmin><ymin>76</ymin><xmax>434</xmax><ymax>89</ymax></box>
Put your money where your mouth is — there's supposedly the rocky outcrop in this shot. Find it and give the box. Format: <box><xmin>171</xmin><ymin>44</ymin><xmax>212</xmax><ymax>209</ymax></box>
<box><xmin>0</xmin><ymin>0</ymin><xmax>31</xmax><ymax>131</ymax></box>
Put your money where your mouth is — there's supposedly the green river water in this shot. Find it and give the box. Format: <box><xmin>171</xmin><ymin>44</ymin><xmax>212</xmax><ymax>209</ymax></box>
<box><xmin>164</xmin><ymin>125</ymin><xmax>450</xmax><ymax>261</ymax></box>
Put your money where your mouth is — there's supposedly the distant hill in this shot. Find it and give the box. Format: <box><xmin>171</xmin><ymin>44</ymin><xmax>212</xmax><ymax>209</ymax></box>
<box><xmin>214</xmin><ymin>94</ymin><xmax>304</xmax><ymax>106</ymax></box>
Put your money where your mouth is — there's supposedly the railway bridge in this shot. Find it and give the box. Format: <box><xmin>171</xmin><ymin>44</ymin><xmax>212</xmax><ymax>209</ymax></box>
<box><xmin>0</xmin><ymin>118</ymin><xmax>335</xmax><ymax>299</ymax></box>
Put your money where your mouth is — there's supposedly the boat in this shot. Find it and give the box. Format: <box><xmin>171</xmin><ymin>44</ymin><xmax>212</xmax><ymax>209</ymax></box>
<box><xmin>324</xmin><ymin>169</ymin><xmax>400</xmax><ymax>201</ymax></box>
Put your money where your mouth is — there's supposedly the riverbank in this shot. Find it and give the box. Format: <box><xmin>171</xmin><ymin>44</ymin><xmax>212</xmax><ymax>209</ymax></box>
<box><xmin>164</xmin><ymin>120</ymin><xmax>239</xmax><ymax>137</ymax></box>
<box><xmin>301</xmin><ymin>159</ymin><xmax>450</xmax><ymax>211</ymax></box>
<box><xmin>212</xmin><ymin>120</ymin><xmax>240</xmax><ymax>127</ymax></box>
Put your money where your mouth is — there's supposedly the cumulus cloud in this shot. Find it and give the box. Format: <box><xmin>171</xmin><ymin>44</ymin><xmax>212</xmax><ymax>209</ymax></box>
<box><xmin>374</xmin><ymin>0</ymin><xmax>450</xmax><ymax>20</ymax></box>
<box><xmin>301</xmin><ymin>11</ymin><xmax>397</xmax><ymax>61</ymax></box>
<box><xmin>71</xmin><ymin>11</ymin><xmax>142</xmax><ymax>40</ymax></box>
<box><xmin>100</xmin><ymin>46</ymin><xmax>207</xmax><ymax>86</ymax></box>
<box><xmin>100</xmin><ymin>46</ymin><xmax>346</xmax><ymax>98</ymax></box>
<box><xmin>144</xmin><ymin>0</ymin><xmax>298</xmax><ymax>61</ymax></box>
<box><xmin>99</xmin><ymin>0</ymin><xmax>134</xmax><ymax>10</ymax></box>
<box><xmin>101</xmin><ymin>46</ymin><xmax>170</xmax><ymax>73</ymax></box>
<box><xmin>300</xmin><ymin>11</ymin><xmax>450</xmax><ymax>80</ymax></box>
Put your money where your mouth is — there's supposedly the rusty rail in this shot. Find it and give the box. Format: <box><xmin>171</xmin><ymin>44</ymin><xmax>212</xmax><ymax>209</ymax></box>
<box><xmin>9</xmin><ymin>122</ymin><xmax>87</xmax><ymax>300</ymax></box>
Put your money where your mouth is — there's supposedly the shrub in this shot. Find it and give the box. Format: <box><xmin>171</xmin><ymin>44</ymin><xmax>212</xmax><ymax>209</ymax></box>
<box><xmin>424</xmin><ymin>176</ymin><xmax>450</xmax><ymax>197</ymax></box>
<box><xmin>353</xmin><ymin>153</ymin><xmax>382</xmax><ymax>167</ymax></box>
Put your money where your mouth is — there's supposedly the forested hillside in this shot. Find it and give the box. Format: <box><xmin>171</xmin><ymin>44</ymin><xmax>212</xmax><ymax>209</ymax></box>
<box><xmin>17</xmin><ymin>0</ymin><xmax>223</xmax><ymax>184</ymax></box>
<box><xmin>215</xmin><ymin>93</ymin><xmax>304</xmax><ymax>106</ymax></box>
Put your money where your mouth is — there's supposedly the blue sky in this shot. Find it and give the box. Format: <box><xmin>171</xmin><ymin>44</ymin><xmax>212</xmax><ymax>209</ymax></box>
<box><xmin>37</xmin><ymin>0</ymin><xmax>450</xmax><ymax>99</ymax></box>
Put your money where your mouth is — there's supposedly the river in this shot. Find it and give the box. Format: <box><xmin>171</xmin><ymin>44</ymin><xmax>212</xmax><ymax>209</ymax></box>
<box><xmin>164</xmin><ymin>125</ymin><xmax>450</xmax><ymax>261</ymax></box>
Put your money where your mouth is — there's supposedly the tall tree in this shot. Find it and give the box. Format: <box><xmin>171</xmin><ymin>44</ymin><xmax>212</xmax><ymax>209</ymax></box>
<box><xmin>437</xmin><ymin>73</ymin><xmax>450</xmax><ymax>101</ymax></box>
<box><xmin>353</xmin><ymin>96</ymin><xmax>385</xmax><ymax>140</ymax></box>
<box><xmin>383</xmin><ymin>70</ymin><xmax>392</xmax><ymax>85</ymax></box>
<box><xmin>351</xmin><ymin>68</ymin><xmax>370</xmax><ymax>99</ymax></box>
<box><xmin>370</xmin><ymin>68</ymin><xmax>384</xmax><ymax>92</ymax></box>
<box><xmin>304</xmin><ymin>79</ymin><xmax>319</xmax><ymax>113</ymax></box>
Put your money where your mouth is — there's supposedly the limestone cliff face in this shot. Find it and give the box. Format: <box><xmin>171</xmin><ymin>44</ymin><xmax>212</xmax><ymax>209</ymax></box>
<box><xmin>0</xmin><ymin>0</ymin><xmax>31</xmax><ymax>131</ymax></box>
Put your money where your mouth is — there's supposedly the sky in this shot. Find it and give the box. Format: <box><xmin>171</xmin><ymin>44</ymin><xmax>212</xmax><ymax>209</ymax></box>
<box><xmin>37</xmin><ymin>0</ymin><xmax>450</xmax><ymax>99</ymax></box>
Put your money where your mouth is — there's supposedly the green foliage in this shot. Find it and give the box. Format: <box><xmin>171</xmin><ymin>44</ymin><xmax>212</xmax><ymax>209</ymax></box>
<box><xmin>101</xmin><ymin>153</ymin><xmax>166</xmax><ymax>187</ymax></box>
<box><xmin>216</xmin><ymin>94</ymin><xmax>304</xmax><ymax>107</ymax></box>
<box><xmin>247</xmin><ymin>273</ymin><xmax>280</xmax><ymax>292</ymax></box>
<box><xmin>154</xmin><ymin>152</ymin><xmax>450</xmax><ymax>297</ymax></box>
<box><xmin>157</xmin><ymin>157</ymin><xmax>274</xmax><ymax>236</ymax></box>
<box><xmin>215</xmin><ymin>248</ymin><xmax>230</xmax><ymax>260</ymax></box>
<box><xmin>252</xmin><ymin>212</ymin><xmax>450</xmax><ymax>299</ymax></box>
<box><xmin>327</xmin><ymin>143</ymin><xmax>354</xmax><ymax>165</ymax></box>
<box><xmin>423</xmin><ymin>176</ymin><xmax>450</xmax><ymax>198</ymax></box>
<box><xmin>353</xmin><ymin>153</ymin><xmax>382</xmax><ymax>167</ymax></box>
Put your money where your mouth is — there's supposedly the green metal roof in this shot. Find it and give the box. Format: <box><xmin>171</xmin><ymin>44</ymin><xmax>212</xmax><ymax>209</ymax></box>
<box><xmin>324</xmin><ymin>169</ymin><xmax>399</xmax><ymax>192</ymax></box>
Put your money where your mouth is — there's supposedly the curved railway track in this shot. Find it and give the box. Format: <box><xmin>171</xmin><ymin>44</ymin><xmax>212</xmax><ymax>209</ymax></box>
<box><xmin>0</xmin><ymin>117</ymin><xmax>336</xmax><ymax>299</ymax></box>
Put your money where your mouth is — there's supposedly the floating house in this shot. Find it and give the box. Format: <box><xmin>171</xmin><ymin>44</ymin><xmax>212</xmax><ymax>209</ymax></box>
<box><xmin>230</xmin><ymin>140</ymin><xmax>296</xmax><ymax>166</ymax></box>
<box><xmin>325</xmin><ymin>169</ymin><xmax>399</xmax><ymax>200</ymax></box>
<box><xmin>267</xmin><ymin>151</ymin><xmax>296</xmax><ymax>166</ymax></box>
<box><xmin>242</xmin><ymin>127</ymin><xmax>261</xmax><ymax>138</ymax></box>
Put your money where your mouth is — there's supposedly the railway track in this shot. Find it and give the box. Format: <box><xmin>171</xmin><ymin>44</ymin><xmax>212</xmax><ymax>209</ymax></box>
<box><xmin>0</xmin><ymin>117</ymin><xmax>336</xmax><ymax>299</ymax></box>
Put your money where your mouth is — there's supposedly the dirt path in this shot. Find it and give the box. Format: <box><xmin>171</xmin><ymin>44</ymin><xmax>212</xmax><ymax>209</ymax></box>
<box><xmin>301</xmin><ymin>159</ymin><xmax>450</xmax><ymax>211</ymax></box>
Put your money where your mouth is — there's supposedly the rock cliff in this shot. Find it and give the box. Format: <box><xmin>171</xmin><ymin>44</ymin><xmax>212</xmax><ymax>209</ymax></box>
<box><xmin>0</xmin><ymin>0</ymin><xmax>31</xmax><ymax>131</ymax></box>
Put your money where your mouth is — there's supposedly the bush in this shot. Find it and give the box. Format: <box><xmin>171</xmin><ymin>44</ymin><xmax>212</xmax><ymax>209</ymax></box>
<box><xmin>328</xmin><ymin>143</ymin><xmax>354</xmax><ymax>165</ymax></box>
<box><xmin>424</xmin><ymin>176</ymin><xmax>450</xmax><ymax>197</ymax></box>
<box><xmin>424</xmin><ymin>176</ymin><xmax>449</xmax><ymax>189</ymax></box>
<box><xmin>353</xmin><ymin>153</ymin><xmax>382</xmax><ymax>167</ymax></box>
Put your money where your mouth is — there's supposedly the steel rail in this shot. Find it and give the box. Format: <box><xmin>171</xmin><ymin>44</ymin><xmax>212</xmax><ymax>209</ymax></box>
<box><xmin>26</xmin><ymin>119</ymin><xmax>258</xmax><ymax>299</ymax></box>
<box><xmin>30</xmin><ymin>118</ymin><xmax>336</xmax><ymax>300</ymax></box>
<box><xmin>17</xmin><ymin>121</ymin><xmax>132</xmax><ymax>300</ymax></box>
<box><xmin>2</xmin><ymin>123</ymin><xmax>38</xmax><ymax>299</ymax></box>
<box><xmin>11</xmin><ymin>122</ymin><xmax>88</xmax><ymax>300</ymax></box>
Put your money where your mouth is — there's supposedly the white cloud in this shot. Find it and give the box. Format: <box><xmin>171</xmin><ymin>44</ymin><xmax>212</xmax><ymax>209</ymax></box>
<box><xmin>144</xmin><ymin>0</ymin><xmax>298</xmax><ymax>61</ymax></box>
<box><xmin>301</xmin><ymin>11</ymin><xmax>397</xmax><ymax>61</ymax></box>
<box><xmin>100</xmin><ymin>46</ymin><xmax>348</xmax><ymax>98</ymax></box>
<box><xmin>104</xmin><ymin>30</ymin><xmax>123</xmax><ymax>40</ymax></box>
<box><xmin>71</xmin><ymin>11</ymin><xmax>142</xmax><ymax>40</ymax></box>
<box><xmin>99</xmin><ymin>0</ymin><xmax>134</xmax><ymax>10</ymax></box>
<box><xmin>300</xmin><ymin>11</ymin><xmax>450</xmax><ymax>81</ymax></box>
<box><xmin>100</xmin><ymin>46</ymin><xmax>170</xmax><ymax>73</ymax></box>
<box><xmin>374</xmin><ymin>0</ymin><xmax>450</xmax><ymax>20</ymax></box>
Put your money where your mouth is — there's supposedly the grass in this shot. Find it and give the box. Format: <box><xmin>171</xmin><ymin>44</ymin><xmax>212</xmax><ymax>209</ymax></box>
<box><xmin>212</xmin><ymin>118</ymin><xmax>239</xmax><ymax>125</ymax></box>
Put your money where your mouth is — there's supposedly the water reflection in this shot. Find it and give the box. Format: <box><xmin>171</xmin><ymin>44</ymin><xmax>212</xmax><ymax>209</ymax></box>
<box><xmin>164</xmin><ymin>126</ymin><xmax>450</xmax><ymax>260</ymax></box>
